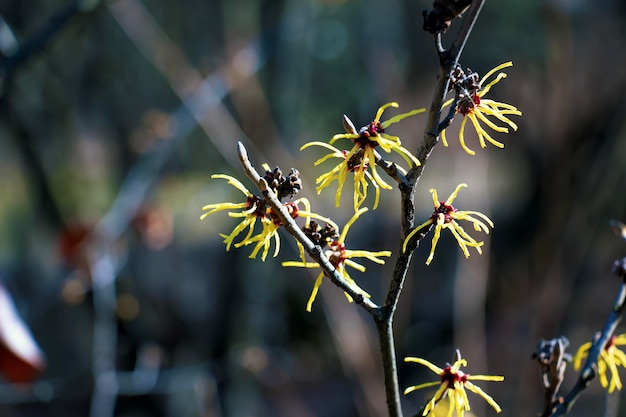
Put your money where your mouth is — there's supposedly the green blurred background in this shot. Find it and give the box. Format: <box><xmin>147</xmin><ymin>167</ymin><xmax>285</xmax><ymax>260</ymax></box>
<box><xmin>0</xmin><ymin>0</ymin><xmax>625</xmax><ymax>416</ymax></box>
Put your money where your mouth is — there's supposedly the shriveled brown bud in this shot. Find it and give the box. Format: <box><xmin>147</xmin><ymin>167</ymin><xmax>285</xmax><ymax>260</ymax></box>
<box><xmin>423</xmin><ymin>0</ymin><xmax>472</xmax><ymax>34</ymax></box>
<box><xmin>302</xmin><ymin>221</ymin><xmax>338</xmax><ymax>248</ymax></box>
<box><xmin>261</xmin><ymin>166</ymin><xmax>302</xmax><ymax>200</ymax></box>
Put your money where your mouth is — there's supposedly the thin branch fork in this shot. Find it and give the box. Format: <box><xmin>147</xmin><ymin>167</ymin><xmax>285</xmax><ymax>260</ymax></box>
<box><xmin>409</xmin><ymin>0</ymin><xmax>485</xmax><ymax>186</ymax></box>
<box><xmin>370</xmin><ymin>3</ymin><xmax>487</xmax><ymax>417</ymax></box>
<box><xmin>551</xmin><ymin>279</ymin><xmax>626</xmax><ymax>416</ymax></box>
<box><xmin>381</xmin><ymin>0</ymin><xmax>488</xmax><ymax>327</ymax></box>
<box><xmin>237</xmin><ymin>142</ymin><xmax>381</xmax><ymax>316</ymax></box>
<box><xmin>236</xmin><ymin>2</ymin><xmax>489</xmax><ymax>415</ymax></box>
<box><xmin>533</xmin><ymin>336</ymin><xmax>570</xmax><ymax>417</ymax></box>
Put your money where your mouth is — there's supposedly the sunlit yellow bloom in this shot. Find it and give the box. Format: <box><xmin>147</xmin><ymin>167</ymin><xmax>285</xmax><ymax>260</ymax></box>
<box><xmin>573</xmin><ymin>334</ymin><xmax>626</xmax><ymax>393</ymax></box>
<box><xmin>425</xmin><ymin>399</ymin><xmax>477</xmax><ymax>417</ymax></box>
<box><xmin>442</xmin><ymin>62</ymin><xmax>522</xmax><ymax>155</ymax></box>
<box><xmin>402</xmin><ymin>184</ymin><xmax>493</xmax><ymax>265</ymax></box>
<box><xmin>282</xmin><ymin>208</ymin><xmax>392</xmax><ymax>312</ymax></box>
<box><xmin>404</xmin><ymin>354</ymin><xmax>504</xmax><ymax>417</ymax></box>
<box><xmin>201</xmin><ymin>174</ymin><xmax>332</xmax><ymax>261</ymax></box>
<box><xmin>301</xmin><ymin>141</ymin><xmax>397</xmax><ymax>211</ymax></box>
<box><xmin>301</xmin><ymin>102</ymin><xmax>424</xmax><ymax>210</ymax></box>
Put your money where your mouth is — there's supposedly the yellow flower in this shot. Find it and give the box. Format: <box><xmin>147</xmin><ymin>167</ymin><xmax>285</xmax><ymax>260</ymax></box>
<box><xmin>301</xmin><ymin>102</ymin><xmax>425</xmax><ymax>210</ymax></box>
<box><xmin>442</xmin><ymin>62</ymin><xmax>522</xmax><ymax>155</ymax></box>
<box><xmin>573</xmin><ymin>334</ymin><xmax>626</xmax><ymax>393</ymax></box>
<box><xmin>404</xmin><ymin>354</ymin><xmax>504</xmax><ymax>417</ymax></box>
<box><xmin>402</xmin><ymin>183</ymin><xmax>493</xmax><ymax>265</ymax></box>
<box><xmin>282</xmin><ymin>208</ymin><xmax>392</xmax><ymax>312</ymax></box>
<box><xmin>301</xmin><ymin>141</ymin><xmax>391</xmax><ymax>211</ymax></box>
<box><xmin>201</xmin><ymin>174</ymin><xmax>330</xmax><ymax>261</ymax></box>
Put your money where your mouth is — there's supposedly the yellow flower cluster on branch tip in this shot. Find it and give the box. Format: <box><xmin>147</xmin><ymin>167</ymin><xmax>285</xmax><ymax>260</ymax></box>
<box><xmin>442</xmin><ymin>62</ymin><xmax>522</xmax><ymax>155</ymax></box>
<box><xmin>404</xmin><ymin>354</ymin><xmax>504</xmax><ymax>417</ymax></box>
<box><xmin>200</xmin><ymin>174</ymin><xmax>334</xmax><ymax>262</ymax></box>
<box><xmin>282</xmin><ymin>208</ymin><xmax>392</xmax><ymax>312</ymax></box>
<box><xmin>301</xmin><ymin>102</ymin><xmax>425</xmax><ymax>211</ymax></box>
<box><xmin>402</xmin><ymin>183</ymin><xmax>493</xmax><ymax>265</ymax></box>
<box><xmin>573</xmin><ymin>333</ymin><xmax>626</xmax><ymax>393</ymax></box>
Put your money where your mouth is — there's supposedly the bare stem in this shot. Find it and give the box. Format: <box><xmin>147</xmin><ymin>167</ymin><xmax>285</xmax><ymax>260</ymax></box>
<box><xmin>408</xmin><ymin>0</ymin><xmax>485</xmax><ymax>185</ymax></box>
<box><xmin>374</xmin><ymin>3</ymin><xmax>486</xmax><ymax>417</ymax></box>
<box><xmin>237</xmin><ymin>142</ymin><xmax>381</xmax><ymax>316</ymax></box>
<box><xmin>238</xmin><ymin>3</ymin><xmax>487</xmax><ymax>415</ymax></box>
<box><xmin>532</xmin><ymin>336</ymin><xmax>570</xmax><ymax>417</ymax></box>
<box><xmin>376</xmin><ymin>316</ymin><xmax>403</xmax><ymax>417</ymax></box>
<box><xmin>375</xmin><ymin>152</ymin><xmax>409</xmax><ymax>186</ymax></box>
<box><xmin>550</xmin><ymin>279</ymin><xmax>626</xmax><ymax>416</ymax></box>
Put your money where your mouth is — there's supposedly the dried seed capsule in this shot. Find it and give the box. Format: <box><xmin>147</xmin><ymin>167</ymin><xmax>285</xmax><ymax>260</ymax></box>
<box><xmin>422</xmin><ymin>0</ymin><xmax>472</xmax><ymax>33</ymax></box>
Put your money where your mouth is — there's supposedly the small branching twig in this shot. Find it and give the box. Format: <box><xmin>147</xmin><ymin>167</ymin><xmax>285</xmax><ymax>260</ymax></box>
<box><xmin>549</xmin><ymin>259</ymin><xmax>626</xmax><ymax>416</ymax></box>
<box><xmin>375</xmin><ymin>153</ymin><xmax>409</xmax><ymax>186</ymax></box>
<box><xmin>237</xmin><ymin>142</ymin><xmax>381</xmax><ymax>316</ymax></box>
<box><xmin>376</xmin><ymin>3</ymin><xmax>486</xmax><ymax>417</ymax></box>
<box><xmin>409</xmin><ymin>0</ymin><xmax>485</xmax><ymax>185</ymax></box>
<box><xmin>226</xmin><ymin>4</ymin><xmax>488</xmax><ymax>417</ymax></box>
<box><xmin>533</xmin><ymin>336</ymin><xmax>571</xmax><ymax>417</ymax></box>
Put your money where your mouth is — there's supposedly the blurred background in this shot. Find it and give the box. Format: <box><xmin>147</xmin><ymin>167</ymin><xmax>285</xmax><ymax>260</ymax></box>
<box><xmin>0</xmin><ymin>0</ymin><xmax>625</xmax><ymax>416</ymax></box>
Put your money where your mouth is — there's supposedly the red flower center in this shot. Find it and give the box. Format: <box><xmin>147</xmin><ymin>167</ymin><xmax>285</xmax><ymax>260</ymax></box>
<box><xmin>354</xmin><ymin>121</ymin><xmax>384</xmax><ymax>149</ymax></box>
<box><xmin>248</xmin><ymin>195</ymin><xmax>268</xmax><ymax>218</ymax></box>
<box><xmin>441</xmin><ymin>366</ymin><xmax>468</xmax><ymax>389</ymax></box>
<box><xmin>606</xmin><ymin>335</ymin><xmax>617</xmax><ymax>351</ymax></box>
<box><xmin>458</xmin><ymin>94</ymin><xmax>481</xmax><ymax>116</ymax></box>
<box><xmin>268</xmin><ymin>202</ymin><xmax>299</xmax><ymax>225</ymax></box>
<box><xmin>327</xmin><ymin>240</ymin><xmax>347</xmax><ymax>267</ymax></box>
<box><xmin>432</xmin><ymin>202</ymin><xmax>457</xmax><ymax>223</ymax></box>
<box><xmin>344</xmin><ymin>150</ymin><xmax>370</xmax><ymax>172</ymax></box>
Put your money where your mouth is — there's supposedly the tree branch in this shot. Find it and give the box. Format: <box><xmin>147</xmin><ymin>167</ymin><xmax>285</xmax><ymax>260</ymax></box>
<box><xmin>408</xmin><ymin>0</ymin><xmax>485</xmax><ymax>185</ymax></box>
<box><xmin>237</xmin><ymin>142</ymin><xmax>382</xmax><ymax>317</ymax></box>
<box><xmin>374</xmin><ymin>3</ymin><xmax>486</xmax><ymax>417</ymax></box>
<box><xmin>550</xmin><ymin>262</ymin><xmax>626</xmax><ymax>416</ymax></box>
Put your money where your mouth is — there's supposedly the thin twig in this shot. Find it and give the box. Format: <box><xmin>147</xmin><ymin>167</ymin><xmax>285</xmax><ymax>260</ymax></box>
<box><xmin>376</xmin><ymin>153</ymin><xmax>409</xmax><ymax>186</ymax></box>
<box><xmin>551</xmin><ymin>277</ymin><xmax>626</xmax><ymax>416</ymax></box>
<box><xmin>532</xmin><ymin>336</ymin><xmax>570</xmax><ymax>417</ymax></box>
<box><xmin>408</xmin><ymin>0</ymin><xmax>485</xmax><ymax>185</ymax></box>
<box><xmin>237</xmin><ymin>142</ymin><xmax>382</xmax><ymax>317</ymax></box>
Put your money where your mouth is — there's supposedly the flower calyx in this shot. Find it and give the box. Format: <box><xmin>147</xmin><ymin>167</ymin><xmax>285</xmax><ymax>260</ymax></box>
<box><xmin>450</xmin><ymin>65</ymin><xmax>481</xmax><ymax>115</ymax></box>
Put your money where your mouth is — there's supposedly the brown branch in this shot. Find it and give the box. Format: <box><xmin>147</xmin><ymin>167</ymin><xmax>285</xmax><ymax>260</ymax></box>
<box><xmin>550</xmin><ymin>260</ymin><xmax>626</xmax><ymax>416</ymax></box>
<box><xmin>375</xmin><ymin>152</ymin><xmax>409</xmax><ymax>186</ymax></box>
<box><xmin>372</xmin><ymin>3</ymin><xmax>486</xmax><ymax>417</ymax></box>
<box><xmin>408</xmin><ymin>0</ymin><xmax>485</xmax><ymax>185</ymax></box>
<box><xmin>532</xmin><ymin>336</ymin><xmax>571</xmax><ymax>417</ymax></box>
<box><xmin>235</xmin><ymin>4</ymin><xmax>487</xmax><ymax>417</ymax></box>
<box><xmin>237</xmin><ymin>142</ymin><xmax>381</xmax><ymax>316</ymax></box>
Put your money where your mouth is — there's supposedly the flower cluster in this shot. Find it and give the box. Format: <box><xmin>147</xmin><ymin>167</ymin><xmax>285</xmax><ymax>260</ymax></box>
<box><xmin>403</xmin><ymin>183</ymin><xmax>493</xmax><ymax>265</ymax></box>
<box><xmin>573</xmin><ymin>333</ymin><xmax>626</xmax><ymax>393</ymax></box>
<box><xmin>404</xmin><ymin>353</ymin><xmax>504</xmax><ymax>417</ymax></box>
<box><xmin>199</xmin><ymin>56</ymin><xmax>523</xmax><ymax>417</ymax></box>
<box><xmin>200</xmin><ymin>174</ymin><xmax>332</xmax><ymax>261</ymax></box>
<box><xmin>282</xmin><ymin>208</ymin><xmax>392</xmax><ymax>312</ymax></box>
<box><xmin>443</xmin><ymin>62</ymin><xmax>522</xmax><ymax>155</ymax></box>
<box><xmin>301</xmin><ymin>102</ymin><xmax>425</xmax><ymax>211</ymax></box>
